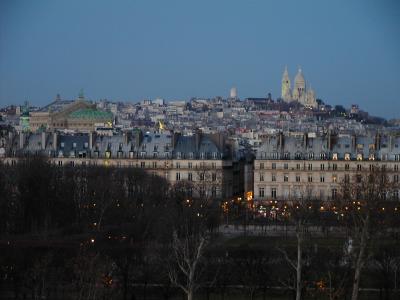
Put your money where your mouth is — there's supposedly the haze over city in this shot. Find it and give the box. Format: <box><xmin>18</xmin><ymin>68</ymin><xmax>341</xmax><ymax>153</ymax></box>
<box><xmin>1</xmin><ymin>0</ymin><xmax>399</xmax><ymax>118</ymax></box>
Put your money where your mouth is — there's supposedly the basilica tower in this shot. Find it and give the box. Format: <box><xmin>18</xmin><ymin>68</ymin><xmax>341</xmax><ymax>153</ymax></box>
<box><xmin>281</xmin><ymin>66</ymin><xmax>292</xmax><ymax>102</ymax></box>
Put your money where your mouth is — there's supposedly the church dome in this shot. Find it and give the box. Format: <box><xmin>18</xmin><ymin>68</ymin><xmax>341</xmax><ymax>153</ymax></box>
<box><xmin>294</xmin><ymin>68</ymin><xmax>305</xmax><ymax>85</ymax></box>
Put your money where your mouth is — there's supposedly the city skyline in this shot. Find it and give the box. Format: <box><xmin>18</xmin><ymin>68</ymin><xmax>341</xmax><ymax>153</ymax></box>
<box><xmin>1</xmin><ymin>0</ymin><xmax>400</xmax><ymax>118</ymax></box>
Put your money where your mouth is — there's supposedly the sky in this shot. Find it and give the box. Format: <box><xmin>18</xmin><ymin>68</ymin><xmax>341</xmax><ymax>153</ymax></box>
<box><xmin>0</xmin><ymin>0</ymin><xmax>399</xmax><ymax>118</ymax></box>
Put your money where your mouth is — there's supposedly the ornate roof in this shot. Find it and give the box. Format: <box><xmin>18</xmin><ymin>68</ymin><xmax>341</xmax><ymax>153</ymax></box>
<box><xmin>69</xmin><ymin>108</ymin><xmax>113</xmax><ymax>120</ymax></box>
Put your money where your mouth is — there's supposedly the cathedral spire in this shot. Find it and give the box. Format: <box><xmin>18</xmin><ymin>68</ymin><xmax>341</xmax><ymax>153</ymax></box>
<box><xmin>281</xmin><ymin>66</ymin><xmax>292</xmax><ymax>102</ymax></box>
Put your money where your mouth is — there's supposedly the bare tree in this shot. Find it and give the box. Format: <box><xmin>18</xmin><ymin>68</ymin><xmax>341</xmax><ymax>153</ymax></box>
<box><xmin>168</xmin><ymin>230</ymin><xmax>207</xmax><ymax>300</ymax></box>
<box><xmin>338</xmin><ymin>165</ymin><xmax>398</xmax><ymax>300</ymax></box>
<box><xmin>277</xmin><ymin>193</ymin><xmax>322</xmax><ymax>300</ymax></box>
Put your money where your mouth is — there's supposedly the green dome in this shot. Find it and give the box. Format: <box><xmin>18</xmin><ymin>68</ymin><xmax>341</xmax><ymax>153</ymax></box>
<box><xmin>69</xmin><ymin>108</ymin><xmax>113</xmax><ymax>120</ymax></box>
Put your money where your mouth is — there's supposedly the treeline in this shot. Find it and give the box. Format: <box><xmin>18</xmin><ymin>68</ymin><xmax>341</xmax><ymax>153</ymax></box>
<box><xmin>0</xmin><ymin>157</ymin><xmax>400</xmax><ymax>300</ymax></box>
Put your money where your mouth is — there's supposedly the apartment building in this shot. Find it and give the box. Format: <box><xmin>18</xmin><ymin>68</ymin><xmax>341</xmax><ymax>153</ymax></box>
<box><xmin>254</xmin><ymin>132</ymin><xmax>400</xmax><ymax>202</ymax></box>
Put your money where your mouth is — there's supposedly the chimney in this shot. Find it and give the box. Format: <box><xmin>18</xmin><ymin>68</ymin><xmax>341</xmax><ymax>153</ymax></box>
<box><xmin>124</xmin><ymin>132</ymin><xmax>129</xmax><ymax>145</ymax></box>
<box><xmin>19</xmin><ymin>132</ymin><xmax>24</xmax><ymax>149</ymax></box>
<box><xmin>327</xmin><ymin>131</ymin><xmax>332</xmax><ymax>151</ymax></box>
<box><xmin>89</xmin><ymin>132</ymin><xmax>93</xmax><ymax>150</ymax></box>
<box><xmin>195</xmin><ymin>130</ymin><xmax>202</xmax><ymax>151</ymax></box>
<box><xmin>351</xmin><ymin>134</ymin><xmax>356</xmax><ymax>151</ymax></box>
<box><xmin>172</xmin><ymin>132</ymin><xmax>181</xmax><ymax>149</ymax></box>
<box><xmin>41</xmin><ymin>132</ymin><xmax>46</xmax><ymax>150</ymax></box>
<box><xmin>53</xmin><ymin>132</ymin><xmax>57</xmax><ymax>151</ymax></box>
<box><xmin>375</xmin><ymin>133</ymin><xmax>381</xmax><ymax>150</ymax></box>
<box><xmin>209</xmin><ymin>132</ymin><xmax>225</xmax><ymax>152</ymax></box>
<box><xmin>303</xmin><ymin>133</ymin><xmax>308</xmax><ymax>148</ymax></box>
<box><xmin>278</xmin><ymin>132</ymin><xmax>284</xmax><ymax>149</ymax></box>
<box><xmin>389</xmin><ymin>135</ymin><xmax>393</xmax><ymax>150</ymax></box>
<box><xmin>133</xmin><ymin>129</ymin><xmax>143</xmax><ymax>149</ymax></box>
<box><xmin>8</xmin><ymin>131</ymin><xmax>13</xmax><ymax>145</ymax></box>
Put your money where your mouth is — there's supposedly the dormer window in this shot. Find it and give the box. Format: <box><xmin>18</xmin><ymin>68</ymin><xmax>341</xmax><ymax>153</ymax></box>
<box><xmin>213</xmin><ymin>152</ymin><xmax>218</xmax><ymax>159</ymax></box>
<box><xmin>73</xmin><ymin>142</ymin><xmax>77</xmax><ymax>148</ymax></box>
<box><xmin>308</xmin><ymin>152</ymin><xmax>314</xmax><ymax>159</ymax></box>
<box><xmin>189</xmin><ymin>152</ymin><xmax>194</xmax><ymax>159</ymax></box>
<box><xmin>84</xmin><ymin>142</ymin><xmax>88</xmax><ymax>149</ymax></box>
<box><xmin>332</xmin><ymin>153</ymin><xmax>338</xmax><ymax>160</ymax></box>
<box><xmin>345</xmin><ymin>153</ymin><xmax>350</xmax><ymax>161</ymax></box>
<box><xmin>60</xmin><ymin>142</ymin><xmax>65</xmax><ymax>148</ymax></box>
<box><xmin>200</xmin><ymin>152</ymin><xmax>205</xmax><ymax>159</ymax></box>
<box><xmin>369</xmin><ymin>154</ymin><xmax>375</xmax><ymax>161</ymax></box>
<box><xmin>177</xmin><ymin>152</ymin><xmax>181</xmax><ymax>159</ymax></box>
<box><xmin>357</xmin><ymin>153</ymin><xmax>363</xmax><ymax>161</ymax></box>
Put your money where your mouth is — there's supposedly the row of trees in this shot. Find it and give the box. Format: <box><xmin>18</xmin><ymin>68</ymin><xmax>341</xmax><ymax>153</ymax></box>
<box><xmin>0</xmin><ymin>157</ymin><xmax>399</xmax><ymax>299</ymax></box>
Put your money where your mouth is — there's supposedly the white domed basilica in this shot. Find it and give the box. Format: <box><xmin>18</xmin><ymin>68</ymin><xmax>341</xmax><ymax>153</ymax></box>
<box><xmin>281</xmin><ymin>66</ymin><xmax>317</xmax><ymax>108</ymax></box>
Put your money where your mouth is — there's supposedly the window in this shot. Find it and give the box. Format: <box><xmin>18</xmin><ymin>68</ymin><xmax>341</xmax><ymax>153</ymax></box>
<box><xmin>141</xmin><ymin>162</ymin><xmax>145</xmax><ymax>168</ymax></box>
<box><xmin>357</xmin><ymin>154</ymin><xmax>363</xmax><ymax>161</ymax></box>
<box><xmin>284</xmin><ymin>152</ymin><xmax>290</xmax><ymax>159</ymax></box>
<box><xmin>394</xmin><ymin>175</ymin><xmax>399</xmax><ymax>183</ymax></box>
<box><xmin>344</xmin><ymin>174</ymin><xmax>350</xmax><ymax>183</ymax></box>
<box><xmin>272</xmin><ymin>163</ymin><xmax>276</xmax><ymax>170</ymax></box>
<box><xmin>200</xmin><ymin>173</ymin><xmax>205</xmax><ymax>181</ymax></box>
<box><xmin>176</xmin><ymin>172</ymin><xmax>181</xmax><ymax>181</ymax></box>
<box><xmin>296</xmin><ymin>163</ymin><xmax>301</xmax><ymax>170</ymax></box>
<box><xmin>284</xmin><ymin>163</ymin><xmax>288</xmax><ymax>170</ymax></box>
<box><xmin>296</xmin><ymin>175</ymin><xmax>301</xmax><ymax>182</ymax></box>
<box><xmin>332</xmin><ymin>164</ymin><xmax>337</xmax><ymax>171</ymax></box>
<box><xmin>188</xmin><ymin>173</ymin><xmax>193</xmax><ymax>181</ymax></box>
<box><xmin>331</xmin><ymin>188</ymin><xmax>337</xmax><ymax>199</ymax></box>
<box><xmin>212</xmin><ymin>173</ymin><xmax>217</xmax><ymax>181</ymax></box>
<box><xmin>308</xmin><ymin>175</ymin><xmax>313</xmax><ymax>182</ymax></box>
<box><xmin>271</xmin><ymin>188</ymin><xmax>277</xmax><ymax>199</ymax></box>
<box><xmin>211</xmin><ymin>162</ymin><xmax>216</xmax><ymax>169</ymax></box>
<box><xmin>211</xmin><ymin>186</ymin><xmax>217</xmax><ymax>197</ymax></box>
<box><xmin>176</xmin><ymin>162</ymin><xmax>181</xmax><ymax>169</ymax></box>
<box><xmin>332</xmin><ymin>153</ymin><xmax>338</xmax><ymax>160</ymax></box>
<box><xmin>357</xmin><ymin>164</ymin><xmax>362</xmax><ymax>171</ymax></box>
<box><xmin>320</xmin><ymin>175</ymin><xmax>325</xmax><ymax>182</ymax></box>
<box><xmin>345</xmin><ymin>153</ymin><xmax>350</xmax><ymax>160</ymax></box>
<box><xmin>272</xmin><ymin>174</ymin><xmax>276</xmax><ymax>182</ymax></box>
<box><xmin>259</xmin><ymin>187</ymin><xmax>265</xmax><ymax>197</ymax></box>
<box><xmin>308</xmin><ymin>163</ymin><xmax>313</xmax><ymax>171</ymax></box>
<box><xmin>259</xmin><ymin>173</ymin><xmax>264</xmax><ymax>182</ymax></box>
<box><xmin>308</xmin><ymin>152</ymin><xmax>314</xmax><ymax>159</ymax></box>
<box><xmin>320</xmin><ymin>164</ymin><xmax>325</xmax><ymax>170</ymax></box>
<box><xmin>332</xmin><ymin>175</ymin><xmax>337</xmax><ymax>183</ymax></box>
<box><xmin>395</xmin><ymin>155</ymin><xmax>400</xmax><ymax>161</ymax></box>
<box><xmin>395</xmin><ymin>165</ymin><xmax>399</xmax><ymax>171</ymax></box>
<box><xmin>72</xmin><ymin>142</ymin><xmax>77</xmax><ymax>148</ymax></box>
<box><xmin>177</xmin><ymin>152</ymin><xmax>181</xmax><ymax>159</ymax></box>
<box><xmin>345</xmin><ymin>164</ymin><xmax>350</xmax><ymax>170</ymax></box>
<box><xmin>60</xmin><ymin>142</ymin><xmax>65</xmax><ymax>148</ymax></box>
<box><xmin>284</xmin><ymin>174</ymin><xmax>289</xmax><ymax>182</ymax></box>
<box><xmin>152</xmin><ymin>162</ymin><xmax>157</xmax><ymax>168</ymax></box>
<box><xmin>260</xmin><ymin>162</ymin><xmax>264</xmax><ymax>169</ymax></box>
<box><xmin>188</xmin><ymin>162</ymin><xmax>193</xmax><ymax>169</ymax></box>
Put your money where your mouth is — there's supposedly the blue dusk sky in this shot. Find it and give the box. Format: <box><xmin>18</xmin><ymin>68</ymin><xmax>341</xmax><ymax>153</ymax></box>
<box><xmin>0</xmin><ymin>0</ymin><xmax>399</xmax><ymax>118</ymax></box>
